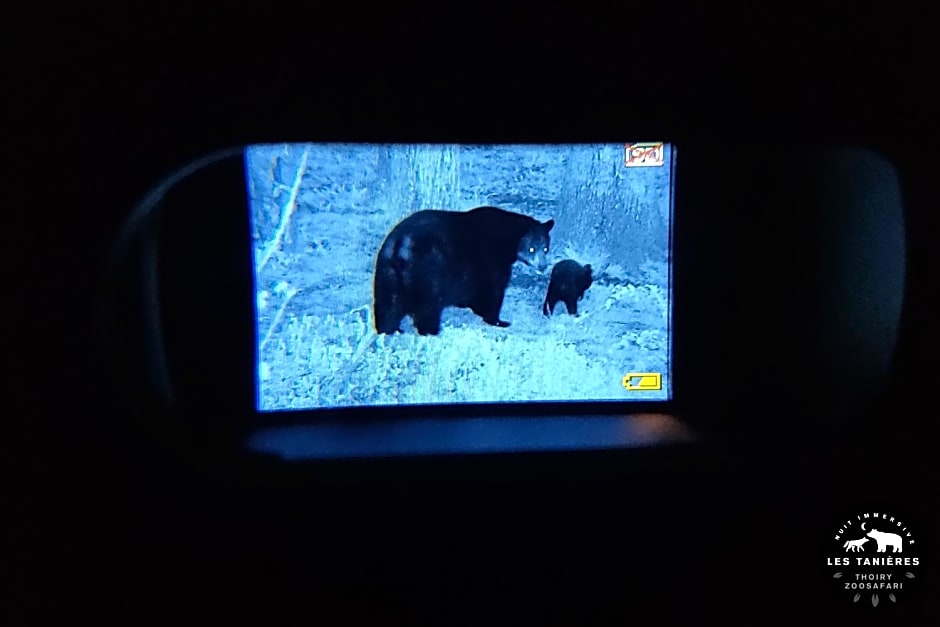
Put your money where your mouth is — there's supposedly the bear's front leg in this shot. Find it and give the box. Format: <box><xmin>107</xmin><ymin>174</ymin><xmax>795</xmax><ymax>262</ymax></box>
<box><xmin>473</xmin><ymin>280</ymin><xmax>510</xmax><ymax>328</ymax></box>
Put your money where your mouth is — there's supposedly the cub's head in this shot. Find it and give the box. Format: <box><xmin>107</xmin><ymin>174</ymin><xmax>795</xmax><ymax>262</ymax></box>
<box><xmin>516</xmin><ymin>219</ymin><xmax>555</xmax><ymax>272</ymax></box>
<box><xmin>582</xmin><ymin>263</ymin><xmax>593</xmax><ymax>290</ymax></box>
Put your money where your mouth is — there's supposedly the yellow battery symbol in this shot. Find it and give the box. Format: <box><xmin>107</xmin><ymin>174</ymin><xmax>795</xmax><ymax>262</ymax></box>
<box><xmin>622</xmin><ymin>372</ymin><xmax>662</xmax><ymax>391</ymax></box>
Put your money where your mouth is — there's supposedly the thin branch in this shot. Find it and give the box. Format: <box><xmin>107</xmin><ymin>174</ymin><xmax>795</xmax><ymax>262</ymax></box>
<box><xmin>259</xmin><ymin>286</ymin><xmax>298</xmax><ymax>355</ymax></box>
<box><xmin>259</xmin><ymin>148</ymin><xmax>309</xmax><ymax>272</ymax></box>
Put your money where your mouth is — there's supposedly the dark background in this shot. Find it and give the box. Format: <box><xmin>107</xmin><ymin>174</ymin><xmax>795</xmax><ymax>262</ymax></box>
<box><xmin>15</xmin><ymin>5</ymin><xmax>937</xmax><ymax>626</ymax></box>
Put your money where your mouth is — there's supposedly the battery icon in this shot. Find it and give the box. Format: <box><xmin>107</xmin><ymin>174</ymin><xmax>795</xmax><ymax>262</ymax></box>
<box><xmin>622</xmin><ymin>372</ymin><xmax>662</xmax><ymax>391</ymax></box>
<box><xmin>624</xmin><ymin>142</ymin><xmax>665</xmax><ymax>167</ymax></box>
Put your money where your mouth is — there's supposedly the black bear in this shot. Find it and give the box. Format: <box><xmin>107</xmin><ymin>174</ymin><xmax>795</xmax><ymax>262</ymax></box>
<box><xmin>542</xmin><ymin>259</ymin><xmax>593</xmax><ymax>316</ymax></box>
<box><xmin>373</xmin><ymin>206</ymin><xmax>555</xmax><ymax>335</ymax></box>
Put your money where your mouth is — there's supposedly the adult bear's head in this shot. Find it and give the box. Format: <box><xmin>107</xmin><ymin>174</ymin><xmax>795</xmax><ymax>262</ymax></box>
<box><xmin>516</xmin><ymin>218</ymin><xmax>555</xmax><ymax>273</ymax></box>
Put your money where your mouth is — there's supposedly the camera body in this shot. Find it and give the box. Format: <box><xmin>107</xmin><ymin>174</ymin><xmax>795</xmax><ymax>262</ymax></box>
<box><xmin>102</xmin><ymin>140</ymin><xmax>906</xmax><ymax>465</ymax></box>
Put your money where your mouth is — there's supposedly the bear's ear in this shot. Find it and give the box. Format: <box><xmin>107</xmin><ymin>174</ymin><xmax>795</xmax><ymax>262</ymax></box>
<box><xmin>584</xmin><ymin>264</ymin><xmax>592</xmax><ymax>273</ymax></box>
<box><xmin>543</xmin><ymin>219</ymin><xmax>555</xmax><ymax>232</ymax></box>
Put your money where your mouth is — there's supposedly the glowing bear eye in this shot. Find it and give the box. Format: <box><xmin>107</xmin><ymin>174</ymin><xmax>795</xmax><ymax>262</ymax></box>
<box><xmin>543</xmin><ymin>247</ymin><xmax>548</xmax><ymax>253</ymax></box>
<box><xmin>529</xmin><ymin>248</ymin><xmax>535</xmax><ymax>253</ymax></box>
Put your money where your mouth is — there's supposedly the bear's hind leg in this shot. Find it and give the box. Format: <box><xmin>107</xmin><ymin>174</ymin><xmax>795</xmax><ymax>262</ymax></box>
<box><xmin>543</xmin><ymin>296</ymin><xmax>558</xmax><ymax>316</ymax></box>
<box><xmin>374</xmin><ymin>301</ymin><xmax>405</xmax><ymax>334</ymax></box>
<box><xmin>413</xmin><ymin>305</ymin><xmax>444</xmax><ymax>336</ymax></box>
<box><xmin>564</xmin><ymin>298</ymin><xmax>578</xmax><ymax>315</ymax></box>
<box><xmin>373</xmin><ymin>262</ymin><xmax>406</xmax><ymax>333</ymax></box>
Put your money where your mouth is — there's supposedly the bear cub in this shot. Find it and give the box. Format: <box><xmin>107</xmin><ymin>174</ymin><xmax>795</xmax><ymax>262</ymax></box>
<box><xmin>542</xmin><ymin>259</ymin><xmax>593</xmax><ymax>316</ymax></box>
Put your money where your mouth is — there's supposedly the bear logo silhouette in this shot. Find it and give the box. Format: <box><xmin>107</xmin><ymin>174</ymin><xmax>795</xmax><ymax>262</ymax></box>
<box><xmin>843</xmin><ymin>537</ymin><xmax>869</xmax><ymax>552</ymax></box>
<box><xmin>866</xmin><ymin>529</ymin><xmax>903</xmax><ymax>553</ymax></box>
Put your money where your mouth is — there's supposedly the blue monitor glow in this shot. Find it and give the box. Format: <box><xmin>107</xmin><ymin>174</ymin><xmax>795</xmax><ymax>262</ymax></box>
<box><xmin>246</xmin><ymin>143</ymin><xmax>675</xmax><ymax>413</ymax></box>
